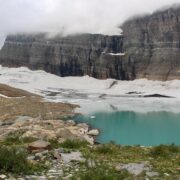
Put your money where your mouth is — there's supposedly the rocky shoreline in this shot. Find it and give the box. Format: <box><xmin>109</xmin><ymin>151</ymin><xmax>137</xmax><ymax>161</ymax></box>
<box><xmin>0</xmin><ymin>84</ymin><xmax>179</xmax><ymax>180</ymax></box>
<box><xmin>0</xmin><ymin>117</ymin><xmax>99</xmax><ymax>146</ymax></box>
<box><xmin>0</xmin><ymin>117</ymin><xmax>100</xmax><ymax>180</ymax></box>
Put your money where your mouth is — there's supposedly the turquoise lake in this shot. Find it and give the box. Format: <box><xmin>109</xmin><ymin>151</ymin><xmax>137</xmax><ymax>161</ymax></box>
<box><xmin>75</xmin><ymin>111</ymin><xmax>180</xmax><ymax>146</ymax></box>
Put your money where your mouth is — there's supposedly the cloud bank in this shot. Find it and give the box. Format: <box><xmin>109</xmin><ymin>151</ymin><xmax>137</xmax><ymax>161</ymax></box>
<box><xmin>0</xmin><ymin>0</ymin><xmax>179</xmax><ymax>37</ymax></box>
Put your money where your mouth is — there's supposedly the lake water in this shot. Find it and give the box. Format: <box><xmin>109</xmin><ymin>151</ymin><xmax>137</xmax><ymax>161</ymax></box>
<box><xmin>75</xmin><ymin>111</ymin><xmax>180</xmax><ymax>146</ymax></box>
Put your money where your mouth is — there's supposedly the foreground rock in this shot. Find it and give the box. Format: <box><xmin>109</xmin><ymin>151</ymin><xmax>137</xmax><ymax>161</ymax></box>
<box><xmin>28</xmin><ymin>140</ymin><xmax>51</xmax><ymax>153</ymax></box>
<box><xmin>87</xmin><ymin>129</ymin><xmax>99</xmax><ymax>136</ymax></box>
<box><xmin>61</xmin><ymin>151</ymin><xmax>85</xmax><ymax>164</ymax></box>
<box><xmin>116</xmin><ymin>162</ymin><xmax>159</xmax><ymax>177</ymax></box>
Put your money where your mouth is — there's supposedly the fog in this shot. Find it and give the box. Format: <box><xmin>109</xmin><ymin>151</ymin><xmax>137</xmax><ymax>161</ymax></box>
<box><xmin>0</xmin><ymin>0</ymin><xmax>179</xmax><ymax>45</ymax></box>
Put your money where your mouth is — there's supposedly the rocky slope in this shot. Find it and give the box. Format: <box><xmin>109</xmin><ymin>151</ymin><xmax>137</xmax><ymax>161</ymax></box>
<box><xmin>0</xmin><ymin>6</ymin><xmax>180</xmax><ymax>80</ymax></box>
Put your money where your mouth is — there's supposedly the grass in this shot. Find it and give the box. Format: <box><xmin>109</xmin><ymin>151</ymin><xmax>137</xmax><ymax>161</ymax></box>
<box><xmin>94</xmin><ymin>144</ymin><xmax>116</xmax><ymax>154</ymax></box>
<box><xmin>3</xmin><ymin>130</ymin><xmax>37</xmax><ymax>146</ymax></box>
<box><xmin>150</xmin><ymin>144</ymin><xmax>180</xmax><ymax>157</ymax></box>
<box><xmin>71</xmin><ymin>163</ymin><xmax>131</xmax><ymax>180</ymax></box>
<box><xmin>0</xmin><ymin>146</ymin><xmax>47</xmax><ymax>175</ymax></box>
<box><xmin>60</xmin><ymin>139</ymin><xmax>88</xmax><ymax>149</ymax></box>
<box><xmin>0</xmin><ymin>136</ymin><xmax>179</xmax><ymax>178</ymax></box>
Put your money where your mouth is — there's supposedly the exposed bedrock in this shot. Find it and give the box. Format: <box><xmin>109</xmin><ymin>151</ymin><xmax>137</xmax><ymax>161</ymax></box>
<box><xmin>0</xmin><ymin>34</ymin><xmax>129</xmax><ymax>80</ymax></box>
<box><xmin>0</xmin><ymin>6</ymin><xmax>180</xmax><ymax>80</ymax></box>
<box><xmin>122</xmin><ymin>6</ymin><xmax>180</xmax><ymax>80</ymax></box>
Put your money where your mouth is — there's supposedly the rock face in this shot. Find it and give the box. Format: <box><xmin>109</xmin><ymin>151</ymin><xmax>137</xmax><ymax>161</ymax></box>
<box><xmin>0</xmin><ymin>6</ymin><xmax>180</xmax><ymax>80</ymax></box>
<box><xmin>0</xmin><ymin>34</ymin><xmax>127</xmax><ymax>80</ymax></box>
<box><xmin>122</xmin><ymin>6</ymin><xmax>180</xmax><ymax>80</ymax></box>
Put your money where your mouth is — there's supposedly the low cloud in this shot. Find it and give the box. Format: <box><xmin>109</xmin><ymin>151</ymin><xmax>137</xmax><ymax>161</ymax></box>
<box><xmin>0</xmin><ymin>0</ymin><xmax>179</xmax><ymax>37</ymax></box>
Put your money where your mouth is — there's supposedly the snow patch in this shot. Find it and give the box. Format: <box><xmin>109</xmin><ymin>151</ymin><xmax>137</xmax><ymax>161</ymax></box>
<box><xmin>0</xmin><ymin>65</ymin><xmax>180</xmax><ymax>113</ymax></box>
<box><xmin>108</xmin><ymin>52</ymin><xmax>125</xmax><ymax>56</ymax></box>
<box><xmin>102</xmin><ymin>52</ymin><xmax>125</xmax><ymax>56</ymax></box>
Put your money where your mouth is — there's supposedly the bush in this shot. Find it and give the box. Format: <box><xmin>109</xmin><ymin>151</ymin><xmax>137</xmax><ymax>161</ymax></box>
<box><xmin>95</xmin><ymin>144</ymin><xmax>114</xmax><ymax>154</ymax></box>
<box><xmin>0</xmin><ymin>146</ymin><xmax>29</xmax><ymax>174</ymax></box>
<box><xmin>3</xmin><ymin>131</ymin><xmax>36</xmax><ymax>145</ymax></box>
<box><xmin>150</xmin><ymin>144</ymin><xmax>179</xmax><ymax>157</ymax></box>
<box><xmin>60</xmin><ymin>139</ymin><xmax>88</xmax><ymax>149</ymax></box>
<box><xmin>0</xmin><ymin>146</ymin><xmax>46</xmax><ymax>174</ymax></box>
<box><xmin>48</xmin><ymin>139</ymin><xmax>61</xmax><ymax>149</ymax></box>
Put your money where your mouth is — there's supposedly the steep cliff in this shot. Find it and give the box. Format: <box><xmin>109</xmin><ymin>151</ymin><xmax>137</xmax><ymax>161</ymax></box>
<box><xmin>122</xmin><ymin>6</ymin><xmax>180</xmax><ymax>80</ymax></box>
<box><xmin>0</xmin><ymin>33</ymin><xmax>129</xmax><ymax>80</ymax></box>
<box><xmin>0</xmin><ymin>6</ymin><xmax>180</xmax><ymax>80</ymax></box>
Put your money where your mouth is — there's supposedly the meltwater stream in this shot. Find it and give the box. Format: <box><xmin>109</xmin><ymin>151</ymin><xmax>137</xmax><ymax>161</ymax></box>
<box><xmin>75</xmin><ymin>110</ymin><xmax>180</xmax><ymax>146</ymax></box>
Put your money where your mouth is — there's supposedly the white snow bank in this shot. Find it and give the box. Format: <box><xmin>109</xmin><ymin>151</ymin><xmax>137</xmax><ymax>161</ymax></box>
<box><xmin>0</xmin><ymin>94</ymin><xmax>9</xmax><ymax>98</ymax></box>
<box><xmin>0</xmin><ymin>65</ymin><xmax>180</xmax><ymax>113</ymax></box>
<box><xmin>104</xmin><ymin>52</ymin><xmax>125</xmax><ymax>56</ymax></box>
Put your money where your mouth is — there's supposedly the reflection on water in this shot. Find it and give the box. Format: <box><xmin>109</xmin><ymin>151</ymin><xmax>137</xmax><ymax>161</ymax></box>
<box><xmin>75</xmin><ymin>111</ymin><xmax>180</xmax><ymax>146</ymax></box>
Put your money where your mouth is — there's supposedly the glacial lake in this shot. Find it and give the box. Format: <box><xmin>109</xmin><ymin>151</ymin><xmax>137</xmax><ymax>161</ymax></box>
<box><xmin>75</xmin><ymin>111</ymin><xmax>180</xmax><ymax>146</ymax></box>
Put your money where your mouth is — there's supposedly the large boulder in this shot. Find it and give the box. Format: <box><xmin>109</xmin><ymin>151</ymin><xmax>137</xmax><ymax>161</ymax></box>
<box><xmin>87</xmin><ymin>129</ymin><xmax>99</xmax><ymax>136</ymax></box>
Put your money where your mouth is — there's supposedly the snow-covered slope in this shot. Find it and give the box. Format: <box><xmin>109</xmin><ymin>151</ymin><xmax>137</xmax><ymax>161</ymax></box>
<box><xmin>0</xmin><ymin>65</ymin><xmax>180</xmax><ymax>113</ymax></box>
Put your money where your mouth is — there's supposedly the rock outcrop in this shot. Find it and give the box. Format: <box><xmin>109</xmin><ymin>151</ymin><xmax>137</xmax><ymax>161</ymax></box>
<box><xmin>0</xmin><ymin>6</ymin><xmax>180</xmax><ymax>80</ymax></box>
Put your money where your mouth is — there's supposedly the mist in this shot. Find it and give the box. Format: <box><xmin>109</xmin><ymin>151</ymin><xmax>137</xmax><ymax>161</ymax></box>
<box><xmin>0</xmin><ymin>0</ymin><xmax>180</xmax><ymax>46</ymax></box>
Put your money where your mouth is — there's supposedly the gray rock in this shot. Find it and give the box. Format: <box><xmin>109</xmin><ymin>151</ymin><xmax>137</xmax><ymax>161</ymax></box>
<box><xmin>27</xmin><ymin>155</ymin><xmax>35</xmax><ymax>160</ymax></box>
<box><xmin>0</xmin><ymin>174</ymin><xmax>6</xmax><ymax>179</ymax></box>
<box><xmin>117</xmin><ymin>162</ymin><xmax>150</xmax><ymax>176</ymax></box>
<box><xmin>66</xmin><ymin>120</ymin><xmax>76</xmax><ymax>126</ymax></box>
<box><xmin>15</xmin><ymin>116</ymin><xmax>32</xmax><ymax>122</ymax></box>
<box><xmin>35</xmin><ymin>152</ymin><xmax>43</xmax><ymax>157</ymax></box>
<box><xmin>146</xmin><ymin>171</ymin><xmax>159</xmax><ymax>177</ymax></box>
<box><xmin>87</xmin><ymin>129</ymin><xmax>99</xmax><ymax>136</ymax></box>
<box><xmin>61</xmin><ymin>151</ymin><xmax>85</xmax><ymax>163</ymax></box>
<box><xmin>83</xmin><ymin>135</ymin><xmax>94</xmax><ymax>145</ymax></box>
<box><xmin>53</xmin><ymin>150</ymin><xmax>61</xmax><ymax>160</ymax></box>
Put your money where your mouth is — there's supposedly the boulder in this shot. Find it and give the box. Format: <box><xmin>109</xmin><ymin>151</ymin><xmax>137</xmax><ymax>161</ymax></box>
<box><xmin>0</xmin><ymin>175</ymin><xmax>6</xmax><ymax>179</ymax></box>
<box><xmin>53</xmin><ymin>150</ymin><xmax>61</xmax><ymax>160</ymax></box>
<box><xmin>87</xmin><ymin>129</ymin><xmax>99</xmax><ymax>136</ymax></box>
<box><xmin>28</xmin><ymin>140</ymin><xmax>51</xmax><ymax>153</ymax></box>
<box><xmin>83</xmin><ymin>135</ymin><xmax>94</xmax><ymax>145</ymax></box>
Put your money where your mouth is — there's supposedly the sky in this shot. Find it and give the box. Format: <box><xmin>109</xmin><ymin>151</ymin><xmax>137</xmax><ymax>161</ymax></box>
<box><xmin>0</xmin><ymin>0</ymin><xmax>179</xmax><ymax>47</ymax></box>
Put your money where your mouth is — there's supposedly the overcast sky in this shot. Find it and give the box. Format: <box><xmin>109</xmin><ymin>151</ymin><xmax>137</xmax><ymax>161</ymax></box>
<box><xmin>0</xmin><ymin>0</ymin><xmax>179</xmax><ymax>47</ymax></box>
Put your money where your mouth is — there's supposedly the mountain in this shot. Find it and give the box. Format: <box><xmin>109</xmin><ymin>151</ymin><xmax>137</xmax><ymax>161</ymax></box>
<box><xmin>0</xmin><ymin>6</ymin><xmax>180</xmax><ymax>80</ymax></box>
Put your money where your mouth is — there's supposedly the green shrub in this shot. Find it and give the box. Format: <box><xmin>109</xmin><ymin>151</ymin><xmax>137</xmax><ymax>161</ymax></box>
<box><xmin>60</xmin><ymin>139</ymin><xmax>88</xmax><ymax>149</ymax></box>
<box><xmin>0</xmin><ymin>146</ymin><xmax>46</xmax><ymax>174</ymax></box>
<box><xmin>95</xmin><ymin>144</ymin><xmax>114</xmax><ymax>154</ymax></box>
<box><xmin>0</xmin><ymin>146</ymin><xmax>29</xmax><ymax>174</ymax></box>
<box><xmin>166</xmin><ymin>144</ymin><xmax>179</xmax><ymax>153</ymax></box>
<box><xmin>48</xmin><ymin>139</ymin><xmax>61</xmax><ymax>149</ymax></box>
<box><xmin>150</xmin><ymin>144</ymin><xmax>179</xmax><ymax>157</ymax></box>
<box><xmin>3</xmin><ymin>131</ymin><xmax>36</xmax><ymax>145</ymax></box>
